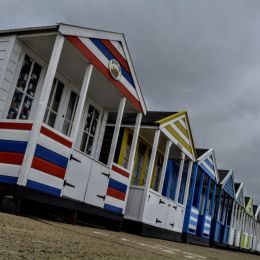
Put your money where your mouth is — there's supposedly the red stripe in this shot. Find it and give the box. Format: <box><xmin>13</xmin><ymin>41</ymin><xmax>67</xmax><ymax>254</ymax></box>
<box><xmin>31</xmin><ymin>157</ymin><xmax>66</xmax><ymax>179</ymax></box>
<box><xmin>101</xmin><ymin>39</ymin><xmax>131</xmax><ymax>74</ymax></box>
<box><xmin>65</xmin><ymin>35</ymin><xmax>143</xmax><ymax>113</ymax></box>
<box><xmin>40</xmin><ymin>126</ymin><xmax>72</xmax><ymax>148</ymax></box>
<box><xmin>0</xmin><ymin>122</ymin><xmax>32</xmax><ymax>130</ymax></box>
<box><xmin>0</xmin><ymin>152</ymin><xmax>24</xmax><ymax>165</ymax></box>
<box><xmin>107</xmin><ymin>187</ymin><xmax>126</xmax><ymax>201</ymax></box>
<box><xmin>112</xmin><ymin>164</ymin><xmax>129</xmax><ymax>178</ymax></box>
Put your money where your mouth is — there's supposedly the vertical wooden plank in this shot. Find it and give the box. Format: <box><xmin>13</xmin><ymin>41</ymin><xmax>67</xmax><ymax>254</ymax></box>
<box><xmin>107</xmin><ymin>97</ymin><xmax>126</xmax><ymax>167</ymax></box>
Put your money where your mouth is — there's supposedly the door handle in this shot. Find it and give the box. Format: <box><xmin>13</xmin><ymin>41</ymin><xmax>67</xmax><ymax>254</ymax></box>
<box><xmin>101</xmin><ymin>172</ymin><xmax>110</xmax><ymax>178</ymax></box>
<box><xmin>97</xmin><ymin>195</ymin><xmax>106</xmax><ymax>200</ymax></box>
<box><xmin>172</xmin><ymin>205</ymin><xmax>177</xmax><ymax>209</ymax></box>
<box><xmin>70</xmin><ymin>154</ymin><xmax>81</xmax><ymax>163</ymax></box>
<box><xmin>169</xmin><ymin>223</ymin><xmax>174</xmax><ymax>227</ymax></box>
<box><xmin>155</xmin><ymin>218</ymin><xmax>162</xmax><ymax>224</ymax></box>
<box><xmin>63</xmin><ymin>180</ymin><xmax>75</xmax><ymax>188</ymax></box>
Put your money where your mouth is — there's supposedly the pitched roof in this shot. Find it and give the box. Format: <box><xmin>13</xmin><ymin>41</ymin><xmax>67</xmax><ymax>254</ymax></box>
<box><xmin>218</xmin><ymin>169</ymin><xmax>230</xmax><ymax>183</ymax></box>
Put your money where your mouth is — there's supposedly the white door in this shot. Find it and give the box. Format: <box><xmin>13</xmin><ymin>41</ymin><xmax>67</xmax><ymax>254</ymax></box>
<box><xmin>165</xmin><ymin>201</ymin><xmax>178</xmax><ymax>231</ymax></box>
<box><xmin>62</xmin><ymin>149</ymin><xmax>92</xmax><ymax>201</ymax></box>
<box><xmin>84</xmin><ymin>160</ymin><xmax>110</xmax><ymax>208</ymax></box>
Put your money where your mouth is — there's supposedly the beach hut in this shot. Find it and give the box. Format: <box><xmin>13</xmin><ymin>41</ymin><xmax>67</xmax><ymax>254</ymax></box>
<box><xmin>110</xmin><ymin>111</ymin><xmax>197</xmax><ymax>241</ymax></box>
<box><xmin>182</xmin><ymin>149</ymin><xmax>218</xmax><ymax>246</ymax></box>
<box><xmin>228</xmin><ymin>183</ymin><xmax>245</xmax><ymax>248</ymax></box>
<box><xmin>241</xmin><ymin>197</ymin><xmax>255</xmax><ymax>250</ymax></box>
<box><xmin>252</xmin><ymin>205</ymin><xmax>260</xmax><ymax>252</ymax></box>
<box><xmin>210</xmin><ymin>169</ymin><xmax>235</xmax><ymax>247</ymax></box>
<box><xmin>0</xmin><ymin>24</ymin><xmax>147</xmax><ymax>227</ymax></box>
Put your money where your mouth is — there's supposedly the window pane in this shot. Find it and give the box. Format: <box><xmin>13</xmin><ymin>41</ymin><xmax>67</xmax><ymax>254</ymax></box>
<box><xmin>132</xmin><ymin>142</ymin><xmax>146</xmax><ymax>185</ymax></box>
<box><xmin>80</xmin><ymin>132</ymin><xmax>88</xmax><ymax>152</ymax></box>
<box><xmin>199</xmin><ymin>174</ymin><xmax>209</xmax><ymax>214</ymax></box>
<box><xmin>52</xmin><ymin>81</ymin><xmax>64</xmax><ymax>112</ymax></box>
<box><xmin>207</xmin><ymin>181</ymin><xmax>215</xmax><ymax>215</ymax></box>
<box><xmin>91</xmin><ymin>109</ymin><xmax>100</xmax><ymax>135</ymax></box>
<box><xmin>86</xmin><ymin>136</ymin><xmax>94</xmax><ymax>155</ymax></box>
<box><xmin>19</xmin><ymin>95</ymin><xmax>33</xmax><ymax>119</ymax></box>
<box><xmin>26</xmin><ymin>62</ymin><xmax>42</xmax><ymax>97</ymax></box>
<box><xmin>16</xmin><ymin>55</ymin><xmax>32</xmax><ymax>91</ymax></box>
<box><xmin>152</xmin><ymin>155</ymin><xmax>163</xmax><ymax>191</ymax></box>
<box><xmin>47</xmin><ymin>112</ymin><xmax>57</xmax><ymax>128</ymax></box>
<box><xmin>47</xmin><ymin>79</ymin><xmax>57</xmax><ymax>107</ymax></box>
<box><xmin>7</xmin><ymin>89</ymin><xmax>23</xmax><ymax>119</ymax></box>
<box><xmin>65</xmin><ymin>91</ymin><xmax>77</xmax><ymax>121</ymax></box>
<box><xmin>85</xmin><ymin>105</ymin><xmax>94</xmax><ymax>132</ymax></box>
<box><xmin>62</xmin><ymin>119</ymin><xmax>70</xmax><ymax>135</ymax></box>
<box><xmin>192</xmin><ymin>168</ymin><xmax>203</xmax><ymax>207</ymax></box>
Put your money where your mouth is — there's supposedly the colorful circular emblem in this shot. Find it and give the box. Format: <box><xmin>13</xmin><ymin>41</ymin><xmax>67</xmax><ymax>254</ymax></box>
<box><xmin>108</xmin><ymin>59</ymin><xmax>121</xmax><ymax>80</ymax></box>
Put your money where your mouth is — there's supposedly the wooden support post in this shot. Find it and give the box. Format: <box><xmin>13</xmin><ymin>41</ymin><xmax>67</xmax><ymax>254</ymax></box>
<box><xmin>175</xmin><ymin>153</ymin><xmax>185</xmax><ymax>202</ymax></box>
<box><xmin>107</xmin><ymin>97</ymin><xmax>126</xmax><ymax>167</ymax></box>
<box><xmin>70</xmin><ymin>64</ymin><xmax>93</xmax><ymax>141</ymax></box>
<box><xmin>127</xmin><ymin>113</ymin><xmax>142</xmax><ymax>173</ymax></box>
<box><xmin>183</xmin><ymin>160</ymin><xmax>194</xmax><ymax>206</ymax></box>
<box><xmin>18</xmin><ymin>34</ymin><xmax>65</xmax><ymax>186</ymax></box>
<box><xmin>158</xmin><ymin>139</ymin><xmax>172</xmax><ymax>194</ymax></box>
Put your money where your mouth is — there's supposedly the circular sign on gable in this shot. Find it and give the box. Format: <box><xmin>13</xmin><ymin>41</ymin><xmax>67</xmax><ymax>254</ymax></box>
<box><xmin>108</xmin><ymin>59</ymin><xmax>121</xmax><ymax>80</ymax></box>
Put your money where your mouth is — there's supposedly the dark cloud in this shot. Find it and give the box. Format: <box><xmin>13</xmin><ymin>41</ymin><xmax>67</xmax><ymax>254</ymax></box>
<box><xmin>1</xmin><ymin>0</ymin><xmax>259</xmax><ymax>203</ymax></box>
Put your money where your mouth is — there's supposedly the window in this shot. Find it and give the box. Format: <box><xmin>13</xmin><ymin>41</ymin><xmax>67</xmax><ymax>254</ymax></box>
<box><xmin>44</xmin><ymin>79</ymin><xmax>64</xmax><ymax>128</ymax></box>
<box><xmin>122</xmin><ymin>133</ymin><xmax>133</xmax><ymax>168</ymax></box>
<box><xmin>8</xmin><ymin>54</ymin><xmax>42</xmax><ymax>119</ymax></box>
<box><xmin>178</xmin><ymin>159</ymin><xmax>190</xmax><ymax>204</ymax></box>
<box><xmin>226</xmin><ymin>198</ymin><xmax>233</xmax><ymax>226</ymax></box>
<box><xmin>199</xmin><ymin>174</ymin><xmax>209</xmax><ymax>214</ymax></box>
<box><xmin>80</xmin><ymin>104</ymin><xmax>100</xmax><ymax>156</ymax></box>
<box><xmin>162</xmin><ymin>159</ymin><xmax>181</xmax><ymax>200</ymax></box>
<box><xmin>151</xmin><ymin>155</ymin><xmax>163</xmax><ymax>191</ymax></box>
<box><xmin>192</xmin><ymin>168</ymin><xmax>203</xmax><ymax>208</ymax></box>
<box><xmin>44</xmin><ymin>78</ymin><xmax>79</xmax><ymax>136</ymax></box>
<box><xmin>207</xmin><ymin>181</ymin><xmax>215</xmax><ymax>216</ymax></box>
<box><xmin>132</xmin><ymin>142</ymin><xmax>146</xmax><ymax>185</ymax></box>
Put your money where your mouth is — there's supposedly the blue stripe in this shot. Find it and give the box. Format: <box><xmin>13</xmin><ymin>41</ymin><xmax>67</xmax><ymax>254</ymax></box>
<box><xmin>203</xmin><ymin>225</ymin><xmax>211</xmax><ymax>231</ymax></box>
<box><xmin>27</xmin><ymin>180</ymin><xmax>61</xmax><ymax>196</ymax></box>
<box><xmin>204</xmin><ymin>159</ymin><xmax>214</xmax><ymax>172</ymax></box>
<box><xmin>205</xmin><ymin>219</ymin><xmax>211</xmax><ymax>224</ymax></box>
<box><xmin>189</xmin><ymin>219</ymin><xmax>198</xmax><ymax>226</ymax></box>
<box><xmin>199</xmin><ymin>163</ymin><xmax>216</xmax><ymax>180</ymax></box>
<box><xmin>188</xmin><ymin>228</ymin><xmax>196</xmax><ymax>234</ymax></box>
<box><xmin>190</xmin><ymin>211</ymin><xmax>198</xmax><ymax>219</ymax></box>
<box><xmin>108</xmin><ymin>178</ymin><xmax>127</xmax><ymax>193</ymax></box>
<box><xmin>0</xmin><ymin>175</ymin><xmax>18</xmax><ymax>184</ymax></box>
<box><xmin>0</xmin><ymin>140</ymin><xmax>27</xmax><ymax>153</ymax></box>
<box><xmin>104</xmin><ymin>203</ymin><xmax>123</xmax><ymax>214</ymax></box>
<box><xmin>34</xmin><ymin>145</ymin><xmax>68</xmax><ymax>169</ymax></box>
<box><xmin>90</xmin><ymin>38</ymin><xmax>135</xmax><ymax>88</ymax></box>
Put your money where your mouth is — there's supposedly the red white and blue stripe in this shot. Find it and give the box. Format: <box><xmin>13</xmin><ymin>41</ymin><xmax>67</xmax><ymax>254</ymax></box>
<box><xmin>65</xmin><ymin>35</ymin><xmax>143</xmax><ymax>112</ymax></box>
<box><xmin>0</xmin><ymin>121</ymin><xmax>32</xmax><ymax>184</ymax></box>
<box><xmin>26</xmin><ymin>124</ymin><xmax>72</xmax><ymax>196</ymax></box>
<box><xmin>104</xmin><ymin>163</ymin><xmax>130</xmax><ymax>214</ymax></box>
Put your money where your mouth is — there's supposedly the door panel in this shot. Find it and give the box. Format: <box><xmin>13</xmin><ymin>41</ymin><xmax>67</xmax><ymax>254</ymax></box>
<box><xmin>62</xmin><ymin>150</ymin><xmax>92</xmax><ymax>201</ymax></box>
<box><xmin>84</xmin><ymin>160</ymin><xmax>110</xmax><ymax>208</ymax></box>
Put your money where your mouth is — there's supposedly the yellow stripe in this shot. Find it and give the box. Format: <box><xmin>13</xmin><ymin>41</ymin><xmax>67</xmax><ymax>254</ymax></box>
<box><xmin>174</xmin><ymin>120</ymin><xmax>189</xmax><ymax>139</ymax></box>
<box><xmin>155</xmin><ymin>111</ymin><xmax>186</xmax><ymax>125</ymax></box>
<box><xmin>165</xmin><ymin>125</ymin><xmax>193</xmax><ymax>155</ymax></box>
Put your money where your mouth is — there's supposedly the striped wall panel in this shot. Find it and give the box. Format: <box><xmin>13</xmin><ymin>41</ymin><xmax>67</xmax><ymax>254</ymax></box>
<box><xmin>65</xmin><ymin>35</ymin><xmax>143</xmax><ymax>112</ymax></box>
<box><xmin>26</xmin><ymin>124</ymin><xmax>73</xmax><ymax>196</ymax></box>
<box><xmin>104</xmin><ymin>163</ymin><xmax>130</xmax><ymax>214</ymax></box>
<box><xmin>198</xmin><ymin>154</ymin><xmax>216</xmax><ymax>180</ymax></box>
<box><xmin>0</xmin><ymin>121</ymin><xmax>32</xmax><ymax>184</ymax></box>
<box><xmin>203</xmin><ymin>215</ymin><xmax>212</xmax><ymax>237</ymax></box>
<box><xmin>188</xmin><ymin>207</ymin><xmax>199</xmax><ymax>234</ymax></box>
<box><xmin>161</xmin><ymin>116</ymin><xmax>194</xmax><ymax>160</ymax></box>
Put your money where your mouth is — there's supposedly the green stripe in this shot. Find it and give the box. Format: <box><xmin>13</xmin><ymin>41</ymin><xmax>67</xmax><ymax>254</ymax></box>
<box><xmin>165</xmin><ymin>125</ymin><xmax>193</xmax><ymax>155</ymax></box>
<box><xmin>174</xmin><ymin>120</ymin><xmax>189</xmax><ymax>140</ymax></box>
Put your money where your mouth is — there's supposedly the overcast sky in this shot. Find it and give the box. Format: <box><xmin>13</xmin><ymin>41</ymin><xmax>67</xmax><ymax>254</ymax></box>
<box><xmin>1</xmin><ymin>0</ymin><xmax>259</xmax><ymax>204</ymax></box>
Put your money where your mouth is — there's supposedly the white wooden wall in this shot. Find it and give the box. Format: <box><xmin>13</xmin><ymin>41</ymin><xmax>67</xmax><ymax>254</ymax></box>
<box><xmin>0</xmin><ymin>37</ymin><xmax>21</xmax><ymax>119</ymax></box>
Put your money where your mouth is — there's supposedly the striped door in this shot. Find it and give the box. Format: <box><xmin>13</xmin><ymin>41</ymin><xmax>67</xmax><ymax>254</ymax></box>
<box><xmin>188</xmin><ymin>207</ymin><xmax>199</xmax><ymax>234</ymax></box>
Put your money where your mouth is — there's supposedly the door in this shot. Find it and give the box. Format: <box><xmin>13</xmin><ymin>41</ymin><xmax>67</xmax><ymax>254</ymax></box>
<box><xmin>62</xmin><ymin>149</ymin><xmax>92</xmax><ymax>201</ymax></box>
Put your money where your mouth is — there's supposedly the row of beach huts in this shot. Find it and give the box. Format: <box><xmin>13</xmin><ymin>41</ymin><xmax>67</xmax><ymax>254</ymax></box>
<box><xmin>0</xmin><ymin>24</ymin><xmax>259</xmax><ymax>254</ymax></box>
